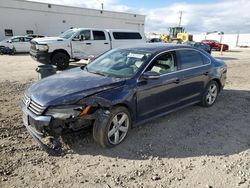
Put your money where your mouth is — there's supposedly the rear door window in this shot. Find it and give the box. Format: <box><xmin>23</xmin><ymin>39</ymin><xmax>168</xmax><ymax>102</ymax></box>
<box><xmin>113</xmin><ymin>32</ymin><xmax>142</xmax><ymax>40</ymax></box>
<box><xmin>202</xmin><ymin>54</ymin><xmax>211</xmax><ymax>64</ymax></box>
<box><xmin>177</xmin><ymin>49</ymin><xmax>205</xmax><ymax>69</ymax></box>
<box><xmin>93</xmin><ymin>31</ymin><xmax>106</xmax><ymax>40</ymax></box>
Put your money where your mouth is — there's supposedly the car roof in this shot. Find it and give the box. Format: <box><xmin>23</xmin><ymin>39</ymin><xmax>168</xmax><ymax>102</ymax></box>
<box><xmin>118</xmin><ymin>43</ymin><xmax>194</xmax><ymax>53</ymax></box>
<box><xmin>71</xmin><ymin>28</ymin><xmax>142</xmax><ymax>32</ymax></box>
<box><xmin>12</xmin><ymin>36</ymin><xmax>32</xmax><ymax>39</ymax></box>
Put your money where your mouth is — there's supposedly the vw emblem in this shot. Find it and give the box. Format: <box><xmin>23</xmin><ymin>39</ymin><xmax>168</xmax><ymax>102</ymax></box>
<box><xmin>25</xmin><ymin>97</ymin><xmax>31</xmax><ymax>107</ymax></box>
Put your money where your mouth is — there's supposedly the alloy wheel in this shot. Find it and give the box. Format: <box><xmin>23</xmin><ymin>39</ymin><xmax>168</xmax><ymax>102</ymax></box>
<box><xmin>108</xmin><ymin>112</ymin><xmax>129</xmax><ymax>145</ymax></box>
<box><xmin>206</xmin><ymin>83</ymin><xmax>218</xmax><ymax>105</ymax></box>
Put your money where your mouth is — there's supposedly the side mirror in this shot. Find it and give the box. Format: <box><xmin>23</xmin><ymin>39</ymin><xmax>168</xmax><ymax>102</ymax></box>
<box><xmin>72</xmin><ymin>35</ymin><xmax>85</xmax><ymax>41</ymax></box>
<box><xmin>80</xmin><ymin>35</ymin><xmax>85</xmax><ymax>41</ymax></box>
<box><xmin>72</xmin><ymin>37</ymin><xmax>81</xmax><ymax>41</ymax></box>
<box><xmin>142</xmin><ymin>71</ymin><xmax>160</xmax><ymax>80</ymax></box>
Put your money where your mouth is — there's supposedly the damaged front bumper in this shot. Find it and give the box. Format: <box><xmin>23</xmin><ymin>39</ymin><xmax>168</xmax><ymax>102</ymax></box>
<box><xmin>21</xmin><ymin>102</ymin><xmax>59</xmax><ymax>155</ymax></box>
<box><xmin>21</xmin><ymin>96</ymin><xmax>112</xmax><ymax>155</ymax></box>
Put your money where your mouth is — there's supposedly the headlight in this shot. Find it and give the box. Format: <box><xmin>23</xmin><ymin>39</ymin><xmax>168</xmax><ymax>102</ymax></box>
<box><xmin>35</xmin><ymin>44</ymin><xmax>49</xmax><ymax>51</ymax></box>
<box><xmin>46</xmin><ymin>105</ymin><xmax>90</xmax><ymax>119</ymax></box>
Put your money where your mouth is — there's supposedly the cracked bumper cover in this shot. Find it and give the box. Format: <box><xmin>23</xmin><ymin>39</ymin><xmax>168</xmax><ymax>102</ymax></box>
<box><xmin>21</xmin><ymin>96</ymin><xmax>112</xmax><ymax>154</ymax></box>
<box><xmin>21</xmin><ymin>102</ymin><xmax>55</xmax><ymax>153</ymax></box>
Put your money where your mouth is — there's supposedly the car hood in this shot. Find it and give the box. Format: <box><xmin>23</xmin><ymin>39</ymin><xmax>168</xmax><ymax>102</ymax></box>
<box><xmin>33</xmin><ymin>37</ymin><xmax>66</xmax><ymax>44</ymax></box>
<box><xmin>0</xmin><ymin>41</ymin><xmax>8</xmax><ymax>46</ymax></box>
<box><xmin>27</xmin><ymin>68</ymin><xmax>126</xmax><ymax>106</ymax></box>
<box><xmin>0</xmin><ymin>42</ymin><xmax>12</xmax><ymax>48</ymax></box>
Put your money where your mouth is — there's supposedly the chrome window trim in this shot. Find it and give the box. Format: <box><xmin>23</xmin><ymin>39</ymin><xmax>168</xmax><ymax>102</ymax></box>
<box><xmin>138</xmin><ymin>48</ymin><xmax>212</xmax><ymax>81</ymax></box>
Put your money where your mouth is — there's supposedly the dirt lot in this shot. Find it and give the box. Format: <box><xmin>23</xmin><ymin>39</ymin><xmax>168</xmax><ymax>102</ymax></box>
<box><xmin>0</xmin><ymin>50</ymin><xmax>250</xmax><ymax>188</ymax></box>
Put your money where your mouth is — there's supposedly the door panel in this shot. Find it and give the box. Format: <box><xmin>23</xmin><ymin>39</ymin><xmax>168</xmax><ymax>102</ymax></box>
<box><xmin>136</xmin><ymin>73</ymin><xmax>182</xmax><ymax>120</ymax></box>
<box><xmin>91</xmin><ymin>30</ymin><xmax>110</xmax><ymax>56</ymax></box>
<box><xmin>136</xmin><ymin>51</ymin><xmax>181</xmax><ymax>120</ymax></box>
<box><xmin>176</xmin><ymin>49</ymin><xmax>211</xmax><ymax>103</ymax></box>
<box><xmin>178</xmin><ymin>66</ymin><xmax>210</xmax><ymax>103</ymax></box>
<box><xmin>71</xmin><ymin>30</ymin><xmax>93</xmax><ymax>59</ymax></box>
<box><xmin>11</xmin><ymin>37</ymin><xmax>22</xmax><ymax>52</ymax></box>
<box><xmin>23</xmin><ymin>37</ymin><xmax>32</xmax><ymax>52</ymax></box>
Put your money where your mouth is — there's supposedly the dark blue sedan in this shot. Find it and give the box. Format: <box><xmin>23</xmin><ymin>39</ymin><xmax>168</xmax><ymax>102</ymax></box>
<box><xmin>183</xmin><ymin>41</ymin><xmax>211</xmax><ymax>54</ymax></box>
<box><xmin>21</xmin><ymin>44</ymin><xmax>227</xmax><ymax>154</ymax></box>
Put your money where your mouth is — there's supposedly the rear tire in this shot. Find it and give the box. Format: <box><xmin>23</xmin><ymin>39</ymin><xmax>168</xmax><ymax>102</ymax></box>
<box><xmin>200</xmin><ymin>80</ymin><xmax>219</xmax><ymax>107</ymax></box>
<box><xmin>51</xmin><ymin>52</ymin><xmax>69</xmax><ymax>70</ymax></box>
<box><xmin>93</xmin><ymin>106</ymin><xmax>131</xmax><ymax>148</ymax></box>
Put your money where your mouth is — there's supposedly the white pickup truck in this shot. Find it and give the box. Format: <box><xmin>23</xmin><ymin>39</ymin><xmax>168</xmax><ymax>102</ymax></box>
<box><xmin>30</xmin><ymin>28</ymin><xmax>146</xmax><ymax>70</ymax></box>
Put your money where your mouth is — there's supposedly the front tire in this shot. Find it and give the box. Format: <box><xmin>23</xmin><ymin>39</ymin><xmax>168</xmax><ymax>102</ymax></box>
<box><xmin>93</xmin><ymin>106</ymin><xmax>131</xmax><ymax>148</ymax></box>
<box><xmin>200</xmin><ymin>80</ymin><xmax>219</xmax><ymax>107</ymax></box>
<box><xmin>51</xmin><ymin>52</ymin><xmax>69</xmax><ymax>70</ymax></box>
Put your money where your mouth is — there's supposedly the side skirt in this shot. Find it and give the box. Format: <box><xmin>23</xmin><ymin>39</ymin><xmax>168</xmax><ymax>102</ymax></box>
<box><xmin>134</xmin><ymin>100</ymin><xmax>201</xmax><ymax>127</ymax></box>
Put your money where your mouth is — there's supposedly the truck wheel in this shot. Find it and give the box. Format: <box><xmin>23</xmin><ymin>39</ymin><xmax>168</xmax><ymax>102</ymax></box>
<box><xmin>93</xmin><ymin>106</ymin><xmax>131</xmax><ymax>148</ymax></box>
<box><xmin>51</xmin><ymin>52</ymin><xmax>69</xmax><ymax>70</ymax></box>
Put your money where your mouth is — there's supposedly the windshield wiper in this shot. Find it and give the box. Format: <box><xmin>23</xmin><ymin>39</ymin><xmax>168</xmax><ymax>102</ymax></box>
<box><xmin>88</xmin><ymin>70</ymin><xmax>107</xmax><ymax>77</ymax></box>
<box><xmin>83</xmin><ymin>67</ymin><xmax>124</xmax><ymax>78</ymax></box>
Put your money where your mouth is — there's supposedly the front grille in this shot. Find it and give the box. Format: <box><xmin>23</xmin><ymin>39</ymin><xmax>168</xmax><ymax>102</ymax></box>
<box><xmin>22</xmin><ymin>94</ymin><xmax>46</xmax><ymax>116</ymax></box>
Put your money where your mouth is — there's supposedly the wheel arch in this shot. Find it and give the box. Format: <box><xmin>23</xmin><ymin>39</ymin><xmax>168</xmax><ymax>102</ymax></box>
<box><xmin>210</xmin><ymin>78</ymin><xmax>222</xmax><ymax>92</ymax></box>
<box><xmin>113</xmin><ymin>103</ymin><xmax>135</xmax><ymax>126</ymax></box>
<box><xmin>50</xmin><ymin>49</ymin><xmax>70</xmax><ymax>61</ymax></box>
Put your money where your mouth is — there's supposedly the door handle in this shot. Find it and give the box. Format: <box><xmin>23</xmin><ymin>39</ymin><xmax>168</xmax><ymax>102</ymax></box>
<box><xmin>203</xmin><ymin>71</ymin><xmax>209</xmax><ymax>76</ymax></box>
<box><xmin>173</xmin><ymin>78</ymin><xmax>180</xmax><ymax>84</ymax></box>
<box><xmin>85</xmin><ymin>43</ymin><xmax>92</xmax><ymax>45</ymax></box>
<box><xmin>104</xmin><ymin>42</ymin><xmax>109</xmax><ymax>44</ymax></box>
<box><xmin>165</xmin><ymin>77</ymin><xmax>180</xmax><ymax>84</ymax></box>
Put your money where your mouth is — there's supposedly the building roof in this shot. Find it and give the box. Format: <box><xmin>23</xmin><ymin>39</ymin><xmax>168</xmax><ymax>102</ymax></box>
<box><xmin>2</xmin><ymin>0</ymin><xmax>145</xmax><ymax>20</ymax></box>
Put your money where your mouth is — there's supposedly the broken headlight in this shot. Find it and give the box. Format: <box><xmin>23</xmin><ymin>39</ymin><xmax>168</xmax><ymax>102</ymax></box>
<box><xmin>45</xmin><ymin>105</ymin><xmax>89</xmax><ymax>119</ymax></box>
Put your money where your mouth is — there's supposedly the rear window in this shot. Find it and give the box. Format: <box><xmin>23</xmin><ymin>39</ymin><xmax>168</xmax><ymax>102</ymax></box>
<box><xmin>178</xmin><ymin>50</ymin><xmax>205</xmax><ymax>69</ymax></box>
<box><xmin>113</xmin><ymin>32</ymin><xmax>142</xmax><ymax>40</ymax></box>
<box><xmin>93</xmin><ymin>31</ymin><xmax>106</xmax><ymax>40</ymax></box>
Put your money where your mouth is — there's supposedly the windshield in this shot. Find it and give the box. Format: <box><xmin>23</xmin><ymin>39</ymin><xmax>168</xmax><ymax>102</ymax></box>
<box><xmin>85</xmin><ymin>49</ymin><xmax>152</xmax><ymax>78</ymax></box>
<box><xmin>59</xmin><ymin>29</ymin><xmax>76</xmax><ymax>39</ymax></box>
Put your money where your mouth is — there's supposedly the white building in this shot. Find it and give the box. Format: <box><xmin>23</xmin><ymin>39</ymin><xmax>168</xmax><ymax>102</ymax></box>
<box><xmin>0</xmin><ymin>0</ymin><xmax>145</xmax><ymax>40</ymax></box>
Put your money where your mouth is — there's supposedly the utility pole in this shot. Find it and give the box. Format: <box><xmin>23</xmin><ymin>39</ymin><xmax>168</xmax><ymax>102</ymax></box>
<box><xmin>179</xmin><ymin>11</ymin><xmax>183</xmax><ymax>27</ymax></box>
<box><xmin>236</xmin><ymin>31</ymin><xmax>240</xmax><ymax>47</ymax></box>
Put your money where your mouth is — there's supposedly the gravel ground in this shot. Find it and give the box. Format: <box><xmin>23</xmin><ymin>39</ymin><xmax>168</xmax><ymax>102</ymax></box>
<box><xmin>0</xmin><ymin>50</ymin><xmax>250</xmax><ymax>188</ymax></box>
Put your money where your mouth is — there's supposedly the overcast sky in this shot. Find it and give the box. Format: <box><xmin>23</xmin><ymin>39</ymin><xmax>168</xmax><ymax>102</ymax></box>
<box><xmin>28</xmin><ymin>0</ymin><xmax>250</xmax><ymax>34</ymax></box>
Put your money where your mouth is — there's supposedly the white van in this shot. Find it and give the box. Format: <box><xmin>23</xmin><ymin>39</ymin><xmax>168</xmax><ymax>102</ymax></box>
<box><xmin>30</xmin><ymin>28</ymin><xmax>146</xmax><ymax>70</ymax></box>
